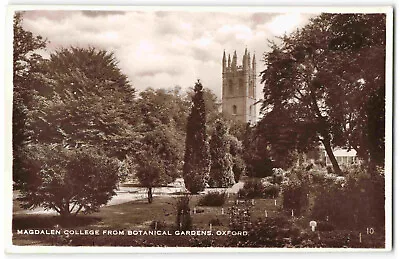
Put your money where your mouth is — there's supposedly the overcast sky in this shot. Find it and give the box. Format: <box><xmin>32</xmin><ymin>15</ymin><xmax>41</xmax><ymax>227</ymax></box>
<box><xmin>21</xmin><ymin>10</ymin><xmax>317</xmax><ymax>99</ymax></box>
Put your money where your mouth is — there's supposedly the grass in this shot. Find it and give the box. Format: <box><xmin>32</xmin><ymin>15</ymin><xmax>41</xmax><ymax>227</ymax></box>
<box><xmin>12</xmin><ymin>193</ymin><xmax>384</xmax><ymax>248</ymax></box>
<box><xmin>12</xmin><ymin>193</ymin><xmax>283</xmax><ymax>245</ymax></box>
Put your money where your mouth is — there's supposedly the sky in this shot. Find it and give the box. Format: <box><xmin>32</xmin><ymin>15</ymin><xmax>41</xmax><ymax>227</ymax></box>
<box><xmin>21</xmin><ymin>9</ymin><xmax>317</xmax><ymax>100</ymax></box>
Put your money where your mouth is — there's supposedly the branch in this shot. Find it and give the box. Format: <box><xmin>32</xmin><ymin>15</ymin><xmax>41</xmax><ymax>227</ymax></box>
<box><xmin>53</xmin><ymin>206</ymin><xmax>61</xmax><ymax>214</ymax></box>
<box><xmin>295</xmin><ymin>88</ymin><xmax>305</xmax><ymax>98</ymax></box>
<box><xmin>75</xmin><ymin>205</ymin><xmax>83</xmax><ymax>216</ymax></box>
<box><xmin>69</xmin><ymin>201</ymin><xmax>77</xmax><ymax>213</ymax></box>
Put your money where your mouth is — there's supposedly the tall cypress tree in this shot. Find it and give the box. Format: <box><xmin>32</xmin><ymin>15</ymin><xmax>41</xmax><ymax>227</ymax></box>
<box><xmin>183</xmin><ymin>80</ymin><xmax>210</xmax><ymax>194</ymax></box>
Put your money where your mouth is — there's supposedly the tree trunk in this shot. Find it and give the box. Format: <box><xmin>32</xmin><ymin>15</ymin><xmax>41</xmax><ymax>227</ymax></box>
<box><xmin>308</xmin><ymin>86</ymin><xmax>342</xmax><ymax>175</ymax></box>
<box><xmin>322</xmin><ymin>139</ymin><xmax>342</xmax><ymax>175</ymax></box>
<box><xmin>147</xmin><ymin>187</ymin><xmax>153</xmax><ymax>204</ymax></box>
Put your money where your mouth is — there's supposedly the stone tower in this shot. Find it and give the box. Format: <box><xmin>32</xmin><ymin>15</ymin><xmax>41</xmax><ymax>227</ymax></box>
<box><xmin>222</xmin><ymin>49</ymin><xmax>257</xmax><ymax>124</ymax></box>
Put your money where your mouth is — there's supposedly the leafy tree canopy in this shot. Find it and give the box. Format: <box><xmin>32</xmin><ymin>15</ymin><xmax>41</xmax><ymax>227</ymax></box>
<box><xmin>259</xmin><ymin>13</ymin><xmax>386</xmax><ymax>172</ymax></box>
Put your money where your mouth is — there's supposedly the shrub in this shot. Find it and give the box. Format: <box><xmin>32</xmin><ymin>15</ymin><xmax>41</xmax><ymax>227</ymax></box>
<box><xmin>197</xmin><ymin>192</ymin><xmax>226</xmax><ymax>206</ymax></box>
<box><xmin>282</xmin><ymin>178</ymin><xmax>309</xmax><ymax>216</ymax></box>
<box><xmin>238</xmin><ymin>178</ymin><xmax>280</xmax><ymax>199</ymax></box>
<box><xmin>176</xmin><ymin>195</ymin><xmax>192</xmax><ymax>230</ymax></box>
<box><xmin>238</xmin><ymin>178</ymin><xmax>265</xmax><ymax>199</ymax></box>
<box><xmin>229</xmin><ymin>217</ymin><xmax>300</xmax><ymax>247</ymax></box>
<box><xmin>311</xmin><ymin>166</ymin><xmax>385</xmax><ymax>230</ymax></box>
<box><xmin>17</xmin><ymin>145</ymin><xmax>120</xmax><ymax>217</ymax></box>
<box><xmin>263</xmin><ymin>184</ymin><xmax>280</xmax><ymax>198</ymax></box>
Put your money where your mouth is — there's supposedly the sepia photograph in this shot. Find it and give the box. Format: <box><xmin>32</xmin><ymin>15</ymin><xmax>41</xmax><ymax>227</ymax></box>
<box><xmin>5</xmin><ymin>5</ymin><xmax>393</xmax><ymax>252</ymax></box>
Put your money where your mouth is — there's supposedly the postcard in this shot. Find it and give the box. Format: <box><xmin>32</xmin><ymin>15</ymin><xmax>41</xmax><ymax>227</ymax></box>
<box><xmin>4</xmin><ymin>5</ymin><xmax>393</xmax><ymax>253</ymax></box>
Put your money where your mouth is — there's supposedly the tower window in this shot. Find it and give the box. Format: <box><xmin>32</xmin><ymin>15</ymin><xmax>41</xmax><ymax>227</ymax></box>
<box><xmin>228</xmin><ymin>80</ymin><xmax>233</xmax><ymax>95</ymax></box>
<box><xmin>232</xmin><ymin>105</ymin><xmax>237</xmax><ymax>115</ymax></box>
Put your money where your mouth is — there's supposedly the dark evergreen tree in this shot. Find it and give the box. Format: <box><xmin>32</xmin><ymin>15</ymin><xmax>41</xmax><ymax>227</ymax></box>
<box><xmin>209</xmin><ymin>120</ymin><xmax>235</xmax><ymax>187</ymax></box>
<box><xmin>183</xmin><ymin>80</ymin><xmax>210</xmax><ymax>194</ymax></box>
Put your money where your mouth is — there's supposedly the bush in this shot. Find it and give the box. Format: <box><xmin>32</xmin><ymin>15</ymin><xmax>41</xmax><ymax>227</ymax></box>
<box><xmin>229</xmin><ymin>216</ymin><xmax>301</xmax><ymax>247</ymax></box>
<box><xmin>282</xmin><ymin>178</ymin><xmax>309</xmax><ymax>216</ymax></box>
<box><xmin>311</xmin><ymin>166</ymin><xmax>385</xmax><ymax>230</ymax></box>
<box><xmin>197</xmin><ymin>192</ymin><xmax>226</xmax><ymax>206</ymax></box>
<box><xmin>17</xmin><ymin>145</ymin><xmax>120</xmax><ymax>217</ymax></box>
<box><xmin>238</xmin><ymin>178</ymin><xmax>264</xmax><ymax>199</ymax></box>
<box><xmin>263</xmin><ymin>184</ymin><xmax>280</xmax><ymax>198</ymax></box>
<box><xmin>238</xmin><ymin>178</ymin><xmax>280</xmax><ymax>199</ymax></box>
<box><xmin>176</xmin><ymin>195</ymin><xmax>192</xmax><ymax>230</ymax></box>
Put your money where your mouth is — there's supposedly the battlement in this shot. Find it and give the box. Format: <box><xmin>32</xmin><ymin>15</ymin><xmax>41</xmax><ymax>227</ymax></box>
<box><xmin>221</xmin><ymin>48</ymin><xmax>257</xmax><ymax>125</ymax></box>
<box><xmin>222</xmin><ymin>48</ymin><xmax>256</xmax><ymax>74</ymax></box>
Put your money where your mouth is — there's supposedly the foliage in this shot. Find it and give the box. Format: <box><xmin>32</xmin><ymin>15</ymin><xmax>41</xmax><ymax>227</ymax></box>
<box><xmin>197</xmin><ymin>192</ymin><xmax>227</xmax><ymax>207</ymax></box>
<box><xmin>209</xmin><ymin>120</ymin><xmax>235</xmax><ymax>187</ymax></box>
<box><xmin>14</xmin><ymin>45</ymin><xmax>136</xmax><ymax>214</ymax></box>
<box><xmin>262</xmin><ymin>183</ymin><xmax>280</xmax><ymax>199</ymax></box>
<box><xmin>311</xmin><ymin>166</ymin><xmax>385</xmax><ymax>229</ymax></box>
<box><xmin>17</xmin><ymin>145</ymin><xmax>120</xmax><ymax>216</ymax></box>
<box><xmin>135</xmin><ymin>127</ymin><xmax>181</xmax><ymax>203</ymax></box>
<box><xmin>183</xmin><ymin>80</ymin><xmax>211</xmax><ymax>194</ymax></box>
<box><xmin>259</xmin><ymin>14</ymin><xmax>386</xmax><ymax>174</ymax></box>
<box><xmin>13</xmin><ymin>12</ymin><xmax>47</xmax><ymax>184</ymax></box>
<box><xmin>133</xmin><ymin>90</ymin><xmax>186</xmax><ymax>203</ymax></box>
<box><xmin>238</xmin><ymin>178</ymin><xmax>280</xmax><ymax>199</ymax></box>
<box><xmin>242</xmin><ymin>125</ymin><xmax>274</xmax><ymax>178</ymax></box>
<box><xmin>229</xmin><ymin>216</ymin><xmax>302</xmax><ymax>247</ymax></box>
<box><xmin>27</xmin><ymin>47</ymin><xmax>136</xmax><ymax>157</ymax></box>
<box><xmin>176</xmin><ymin>195</ymin><xmax>192</xmax><ymax>231</ymax></box>
<box><xmin>228</xmin><ymin>204</ymin><xmax>251</xmax><ymax>231</ymax></box>
<box><xmin>228</xmin><ymin>134</ymin><xmax>246</xmax><ymax>182</ymax></box>
<box><xmin>282</xmin><ymin>170</ymin><xmax>309</xmax><ymax>215</ymax></box>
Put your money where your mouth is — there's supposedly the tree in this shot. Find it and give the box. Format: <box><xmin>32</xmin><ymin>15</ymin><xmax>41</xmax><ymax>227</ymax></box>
<box><xmin>209</xmin><ymin>120</ymin><xmax>235</xmax><ymax>187</ymax></box>
<box><xmin>135</xmin><ymin>125</ymin><xmax>181</xmax><ymax>203</ymax></box>
<box><xmin>13</xmin><ymin>12</ymin><xmax>47</xmax><ymax>184</ymax></box>
<box><xmin>16</xmin><ymin>47</ymin><xmax>136</xmax><ymax>215</ymax></box>
<box><xmin>183</xmin><ymin>80</ymin><xmax>210</xmax><ymax>194</ymax></box>
<box><xmin>17</xmin><ymin>145</ymin><xmax>120</xmax><ymax>217</ymax></box>
<box><xmin>26</xmin><ymin>47</ymin><xmax>137</xmax><ymax>158</ymax></box>
<box><xmin>242</xmin><ymin>124</ymin><xmax>274</xmax><ymax>177</ymax></box>
<box><xmin>260</xmin><ymin>14</ymin><xmax>386</xmax><ymax>174</ymax></box>
<box><xmin>132</xmin><ymin>88</ymin><xmax>189</xmax><ymax>202</ymax></box>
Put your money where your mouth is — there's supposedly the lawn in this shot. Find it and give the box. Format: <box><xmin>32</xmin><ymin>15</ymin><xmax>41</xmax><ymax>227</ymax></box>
<box><xmin>12</xmin><ymin>192</ymin><xmax>385</xmax><ymax>248</ymax></box>
<box><xmin>12</xmin><ymin>193</ymin><xmax>283</xmax><ymax>245</ymax></box>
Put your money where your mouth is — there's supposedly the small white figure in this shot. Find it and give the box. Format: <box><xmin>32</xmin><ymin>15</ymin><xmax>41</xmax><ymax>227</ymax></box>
<box><xmin>309</xmin><ymin>220</ymin><xmax>317</xmax><ymax>232</ymax></box>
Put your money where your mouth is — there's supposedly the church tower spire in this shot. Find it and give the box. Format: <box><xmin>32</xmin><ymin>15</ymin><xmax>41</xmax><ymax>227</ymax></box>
<box><xmin>232</xmin><ymin>50</ymin><xmax>237</xmax><ymax>70</ymax></box>
<box><xmin>222</xmin><ymin>50</ymin><xmax>226</xmax><ymax>72</ymax></box>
